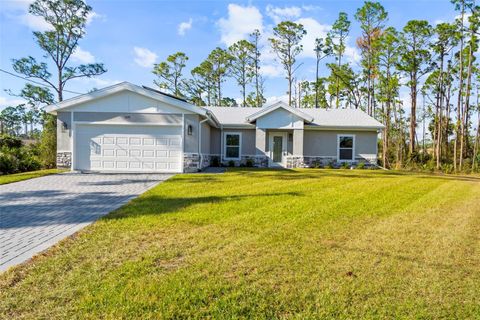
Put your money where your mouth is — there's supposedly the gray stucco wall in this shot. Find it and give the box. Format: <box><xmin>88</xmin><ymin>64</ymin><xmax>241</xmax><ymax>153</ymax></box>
<box><xmin>57</xmin><ymin>112</ymin><xmax>71</xmax><ymax>151</ymax></box>
<box><xmin>210</xmin><ymin>128</ymin><xmax>221</xmax><ymax>154</ymax></box>
<box><xmin>304</xmin><ymin>130</ymin><xmax>378</xmax><ymax>159</ymax></box>
<box><xmin>209</xmin><ymin>128</ymin><xmax>256</xmax><ymax>156</ymax></box>
<box><xmin>184</xmin><ymin>114</ymin><xmax>199</xmax><ymax>153</ymax></box>
<box><xmin>201</xmin><ymin>122</ymin><xmax>211</xmax><ymax>154</ymax></box>
<box><xmin>73</xmin><ymin>112</ymin><xmax>182</xmax><ymax>124</ymax></box>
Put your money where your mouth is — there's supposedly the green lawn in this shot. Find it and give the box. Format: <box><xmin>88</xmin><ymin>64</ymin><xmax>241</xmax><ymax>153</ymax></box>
<box><xmin>1</xmin><ymin>169</ymin><xmax>479</xmax><ymax>319</ymax></box>
<box><xmin>0</xmin><ymin>169</ymin><xmax>61</xmax><ymax>185</ymax></box>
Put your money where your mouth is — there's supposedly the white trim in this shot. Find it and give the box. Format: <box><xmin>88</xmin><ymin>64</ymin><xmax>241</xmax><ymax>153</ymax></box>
<box><xmin>337</xmin><ymin>134</ymin><xmax>356</xmax><ymax>162</ymax></box>
<box><xmin>181</xmin><ymin>113</ymin><xmax>185</xmax><ymax>173</ymax></box>
<box><xmin>223</xmin><ymin>131</ymin><xmax>242</xmax><ymax>161</ymax></box>
<box><xmin>247</xmin><ymin>101</ymin><xmax>314</xmax><ymax>123</ymax></box>
<box><xmin>73</xmin><ymin>121</ymin><xmax>182</xmax><ymax>126</ymax></box>
<box><xmin>198</xmin><ymin>118</ymin><xmax>209</xmax><ymax>170</ymax></box>
<box><xmin>304</xmin><ymin>125</ymin><xmax>383</xmax><ymax>131</ymax></box>
<box><xmin>71</xmin><ymin>111</ymin><xmax>75</xmax><ymax>171</ymax></box>
<box><xmin>268</xmin><ymin>132</ymin><xmax>288</xmax><ymax>167</ymax></box>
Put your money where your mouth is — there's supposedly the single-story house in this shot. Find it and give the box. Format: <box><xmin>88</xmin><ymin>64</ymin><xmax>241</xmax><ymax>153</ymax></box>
<box><xmin>46</xmin><ymin>82</ymin><xmax>384</xmax><ymax>173</ymax></box>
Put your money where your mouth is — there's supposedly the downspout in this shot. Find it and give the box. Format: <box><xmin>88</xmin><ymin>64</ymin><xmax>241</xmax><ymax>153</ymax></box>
<box><xmin>198</xmin><ymin>117</ymin><xmax>209</xmax><ymax>170</ymax></box>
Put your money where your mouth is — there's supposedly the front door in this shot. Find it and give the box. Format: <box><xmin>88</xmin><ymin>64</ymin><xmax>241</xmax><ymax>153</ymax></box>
<box><xmin>269</xmin><ymin>132</ymin><xmax>287</xmax><ymax>167</ymax></box>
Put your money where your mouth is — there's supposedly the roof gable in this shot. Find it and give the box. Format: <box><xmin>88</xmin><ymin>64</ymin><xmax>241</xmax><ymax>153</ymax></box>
<box><xmin>246</xmin><ymin>101</ymin><xmax>314</xmax><ymax>123</ymax></box>
<box><xmin>45</xmin><ymin>82</ymin><xmax>207</xmax><ymax>116</ymax></box>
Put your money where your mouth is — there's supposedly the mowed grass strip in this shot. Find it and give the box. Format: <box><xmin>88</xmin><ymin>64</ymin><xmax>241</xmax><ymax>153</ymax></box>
<box><xmin>0</xmin><ymin>169</ymin><xmax>62</xmax><ymax>185</ymax></box>
<box><xmin>0</xmin><ymin>169</ymin><xmax>479</xmax><ymax>319</ymax></box>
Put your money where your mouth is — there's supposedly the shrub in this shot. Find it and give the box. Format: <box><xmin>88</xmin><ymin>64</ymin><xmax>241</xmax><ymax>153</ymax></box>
<box><xmin>0</xmin><ymin>135</ymin><xmax>22</xmax><ymax>149</ymax></box>
<box><xmin>340</xmin><ymin>162</ymin><xmax>350</xmax><ymax>169</ymax></box>
<box><xmin>325</xmin><ymin>160</ymin><xmax>336</xmax><ymax>169</ymax></box>
<box><xmin>0</xmin><ymin>135</ymin><xmax>41</xmax><ymax>175</ymax></box>
<box><xmin>228</xmin><ymin>160</ymin><xmax>235</xmax><ymax>167</ymax></box>
<box><xmin>356</xmin><ymin>161</ymin><xmax>366</xmax><ymax>169</ymax></box>
<box><xmin>211</xmin><ymin>156</ymin><xmax>220</xmax><ymax>167</ymax></box>
<box><xmin>0</xmin><ymin>152</ymin><xmax>20</xmax><ymax>174</ymax></box>
<box><xmin>245</xmin><ymin>159</ymin><xmax>254</xmax><ymax>167</ymax></box>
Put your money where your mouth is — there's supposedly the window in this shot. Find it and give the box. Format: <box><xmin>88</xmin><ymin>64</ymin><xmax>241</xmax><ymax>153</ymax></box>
<box><xmin>224</xmin><ymin>133</ymin><xmax>241</xmax><ymax>160</ymax></box>
<box><xmin>338</xmin><ymin>135</ymin><xmax>354</xmax><ymax>161</ymax></box>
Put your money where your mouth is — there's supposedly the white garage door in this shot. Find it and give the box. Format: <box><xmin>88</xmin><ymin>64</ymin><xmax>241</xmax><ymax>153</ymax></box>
<box><xmin>75</xmin><ymin>124</ymin><xmax>182</xmax><ymax>172</ymax></box>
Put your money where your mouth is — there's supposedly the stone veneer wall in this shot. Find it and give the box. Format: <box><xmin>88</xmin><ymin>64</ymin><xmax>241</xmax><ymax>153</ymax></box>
<box><xmin>286</xmin><ymin>156</ymin><xmax>377</xmax><ymax>168</ymax></box>
<box><xmin>56</xmin><ymin>152</ymin><xmax>72</xmax><ymax>169</ymax></box>
<box><xmin>221</xmin><ymin>155</ymin><xmax>269</xmax><ymax>167</ymax></box>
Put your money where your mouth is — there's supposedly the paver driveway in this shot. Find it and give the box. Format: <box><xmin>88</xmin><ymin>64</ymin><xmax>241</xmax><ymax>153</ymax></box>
<box><xmin>0</xmin><ymin>172</ymin><xmax>171</xmax><ymax>272</ymax></box>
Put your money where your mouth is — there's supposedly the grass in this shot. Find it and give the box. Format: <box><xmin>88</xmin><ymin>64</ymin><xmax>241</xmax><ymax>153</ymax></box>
<box><xmin>0</xmin><ymin>169</ymin><xmax>62</xmax><ymax>185</ymax></box>
<box><xmin>1</xmin><ymin>169</ymin><xmax>479</xmax><ymax>319</ymax></box>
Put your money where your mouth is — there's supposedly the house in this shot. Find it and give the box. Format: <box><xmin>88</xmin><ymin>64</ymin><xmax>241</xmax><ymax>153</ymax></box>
<box><xmin>46</xmin><ymin>82</ymin><xmax>384</xmax><ymax>173</ymax></box>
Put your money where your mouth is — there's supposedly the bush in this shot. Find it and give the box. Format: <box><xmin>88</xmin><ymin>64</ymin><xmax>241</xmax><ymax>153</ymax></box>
<box><xmin>340</xmin><ymin>162</ymin><xmax>350</xmax><ymax>169</ymax></box>
<box><xmin>0</xmin><ymin>135</ymin><xmax>22</xmax><ymax>149</ymax></box>
<box><xmin>356</xmin><ymin>161</ymin><xmax>366</xmax><ymax>169</ymax></box>
<box><xmin>0</xmin><ymin>135</ymin><xmax>41</xmax><ymax>175</ymax></box>
<box><xmin>211</xmin><ymin>156</ymin><xmax>220</xmax><ymax>167</ymax></box>
<box><xmin>228</xmin><ymin>160</ymin><xmax>235</xmax><ymax>167</ymax></box>
<box><xmin>245</xmin><ymin>159</ymin><xmax>254</xmax><ymax>167</ymax></box>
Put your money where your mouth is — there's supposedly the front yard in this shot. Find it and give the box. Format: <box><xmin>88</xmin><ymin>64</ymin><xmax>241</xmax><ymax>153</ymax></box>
<box><xmin>1</xmin><ymin>169</ymin><xmax>479</xmax><ymax>318</ymax></box>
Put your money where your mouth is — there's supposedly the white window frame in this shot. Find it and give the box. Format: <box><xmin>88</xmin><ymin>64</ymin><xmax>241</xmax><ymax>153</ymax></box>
<box><xmin>223</xmin><ymin>132</ymin><xmax>242</xmax><ymax>160</ymax></box>
<box><xmin>337</xmin><ymin>134</ymin><xmax>355</xmax><ymax>162</ymax></box>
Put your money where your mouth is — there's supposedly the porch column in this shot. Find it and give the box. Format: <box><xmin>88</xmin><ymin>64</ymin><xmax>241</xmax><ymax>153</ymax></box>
<box><xmin>293</xmin><ymin>129</ymin><xmax>304</xmax><ymax>155</ymax></box>
<box><xmin>255</xmin><ymin>128</ymin><xmax>266</xmax><ymax>155</ymax></box>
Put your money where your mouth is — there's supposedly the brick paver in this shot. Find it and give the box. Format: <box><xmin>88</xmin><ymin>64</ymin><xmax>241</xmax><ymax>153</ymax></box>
<box><xmin>0</xmin><ymin>172</ymin><xmax>171</xmax><ymax>271</ymax></box>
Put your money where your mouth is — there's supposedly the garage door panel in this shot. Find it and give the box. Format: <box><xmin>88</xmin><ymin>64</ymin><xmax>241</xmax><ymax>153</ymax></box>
<box><xmin>76</xmin><ymin>124</ymin><xmax>182</xmax><ymax>172</ymax></box>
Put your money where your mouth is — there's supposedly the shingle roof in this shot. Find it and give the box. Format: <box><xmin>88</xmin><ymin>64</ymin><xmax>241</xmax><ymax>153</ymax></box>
<box><xmin>204</xmin><ymin>105</ymin><xmax>384</xmax><ymax>129</ymax></box>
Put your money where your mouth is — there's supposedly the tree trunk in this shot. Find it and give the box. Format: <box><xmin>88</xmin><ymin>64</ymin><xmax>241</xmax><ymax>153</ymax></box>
<box><xmin>409</xmin><ymin>75</ymin><xmax>417</xmax><ymax>155</ymax></box>
<box><xmin>454</xmin><ymin>5</ymin><xmax>465</xmax><ymax>172</ymax></box>
<box><xmin>315</xmin><ymin>57</ymin><xmax>319</xmax><ymax>108</ymax></box>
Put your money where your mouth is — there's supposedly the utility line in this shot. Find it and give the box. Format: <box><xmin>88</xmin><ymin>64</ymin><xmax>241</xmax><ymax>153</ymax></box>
<box><xmin>0</xmin><ymin>68</ymin><xmax>84</xmax><ymax>95</ymax></box>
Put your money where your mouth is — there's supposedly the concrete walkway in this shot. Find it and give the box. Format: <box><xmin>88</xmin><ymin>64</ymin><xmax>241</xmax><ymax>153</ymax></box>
<box><xmin>0</xmin><ymin>172</ymin><xmax>171</xmax><ymax>272</ymax></box>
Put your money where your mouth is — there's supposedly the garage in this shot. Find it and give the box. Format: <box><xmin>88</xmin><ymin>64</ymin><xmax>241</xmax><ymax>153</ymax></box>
<box><xmin>75</xmin><ymin>124</ymin><xmax>182</xmax><ymax>172</ymax></box>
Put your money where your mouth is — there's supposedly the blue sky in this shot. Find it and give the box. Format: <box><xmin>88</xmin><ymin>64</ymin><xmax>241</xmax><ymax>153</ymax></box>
<box><xmin>0</xmin><ymin>0</ymin><xmax>459</xmax><ymax>109</ymax></box>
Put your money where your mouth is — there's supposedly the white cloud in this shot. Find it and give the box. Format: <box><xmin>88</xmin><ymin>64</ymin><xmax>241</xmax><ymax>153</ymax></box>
<box><xmin>295</xmin><ymin>17</ymin><xmax>330</xmax><ymax>59</ymax></box>
<box><xmin>217</xmin><ymin>4</ymin><xmax>263</xmax><ymax>46</ymax></box>
<box><xmin>86</xmin><ymin>12</ymin><xmax>105</xmax><ymax>25</ymax></box>
<box><xmin>0</xmin><ymin>96</ymin><xmax>26</xmax><ymax>109</ymax></box>
<box><xmin>260</xmin><ymin>63</ymin><xmax>284</xmax><ymax>78</ymax></box>
<box><xmin>19</xmin><ymin>13</ymin><xmax>52</xmax><ymax>31</ymax></box>
<box><xmin>344</xmin><ymin>45</ymin><xmax>362</xmax><ymax>64</ymax></box>
<box><xmin>71</xmin><ymin>77</ymin><xmax>122</xmax><ymax>88</ymax></box>
<box><xmin>266</xmin><ymin>5</ymin><xmax>302</xmax><ymax>24</ymax></box>
<box><xmin>178</xmin><ymin>18</ymin><xmax>193</xmax><ymax>36</ymax></box>
<box><xmin>133</xmin><ymin>47</ymin><xmax>158</xmax><ymax>68</ymax></box>
<box><xmin>265</xmin><ymin>94</ymin><xmax>289</xmax><ymax>105</ymax></box>
<box><xmin>71</xmin><ymin>47</ymin><xmax>95</xmax><ymax>64</ymax></box>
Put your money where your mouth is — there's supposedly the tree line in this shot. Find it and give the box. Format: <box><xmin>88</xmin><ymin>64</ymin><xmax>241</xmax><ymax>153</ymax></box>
<box><xmin>2</xmin><ymin>0</ymin><xmax>480</xmax><ymax>173</ymax></box>
<box><xmin>153</xmin><ymin>0</ymin><xmax>480</xmax><ymax>173</ymax></box>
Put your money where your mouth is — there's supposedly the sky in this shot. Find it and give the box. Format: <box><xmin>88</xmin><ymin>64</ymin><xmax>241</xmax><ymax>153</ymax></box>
<box><xmin>0</xmin><ymin>0</ymin><xmax>462</xmax><ymax>110</ymax></box>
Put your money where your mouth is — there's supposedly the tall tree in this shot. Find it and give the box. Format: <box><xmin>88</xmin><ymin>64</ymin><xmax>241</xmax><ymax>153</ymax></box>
<box><xmin>355</xmin><ymin>1</ymin><xmax>388</xmax><ymax>116</ymax></box>
<box><xmin>313</xmin><ymin>38</ymin><xmax>332</xmax><ymax>108</ymax></box>
<box><xmin>269</xmin><ymin>21</ymin><xmax>306</xmax><ymax>106</ymax></box>
<box><xmin>206</xmin><ymin>47</ymin><xmax>233</xmax><ymax>106</ymax></box>
<box><xmin>328</xmin><ymin>12</ymin><xmax>351</xmax><ymax>108</ymax></box>
<box><xmin>398</xmin><ymin>20</ymin><xmax>433</xmax><ymax>156</ymax></box>
<box><xmin>377</xmin><ymin>27</ymin><xmax>400</xmax><ymax>168</ymax></box>
<box><xmin>430</xmin><ymin>22</ymin><xmax>458</xmax><ymax>169</ymax></box>
<box><xmin>250</xmin><ymin>29</ymin><xmax>265</xmax><ymax>107</ymax></box>
<box><xmin>191</xmin><ymin>61</ymin><xmax>215</xmax><ymax>106</ymax></box>
<box><xmin>12</xmin><ymin>0</ymin><xmax>106</xmax><ymax>103</ymax></box>
<box><xmin>11</xmin><ymin>0</ymin><xmax>106</xmax><ymax>167</ymax></box>
<box><xmin>152</xmin><ymin>52</ymin><xmax>188</xmax><ymax>97</ymax></box>
<box><xmin>228</xmin><ymin>40</ymin><xmax>255</xmax><ymax>107</ymax></box>
<box><xmin>451</xmin><ymin>0</ymin><xmax>475</xmax><ymax>170</ymax></box>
